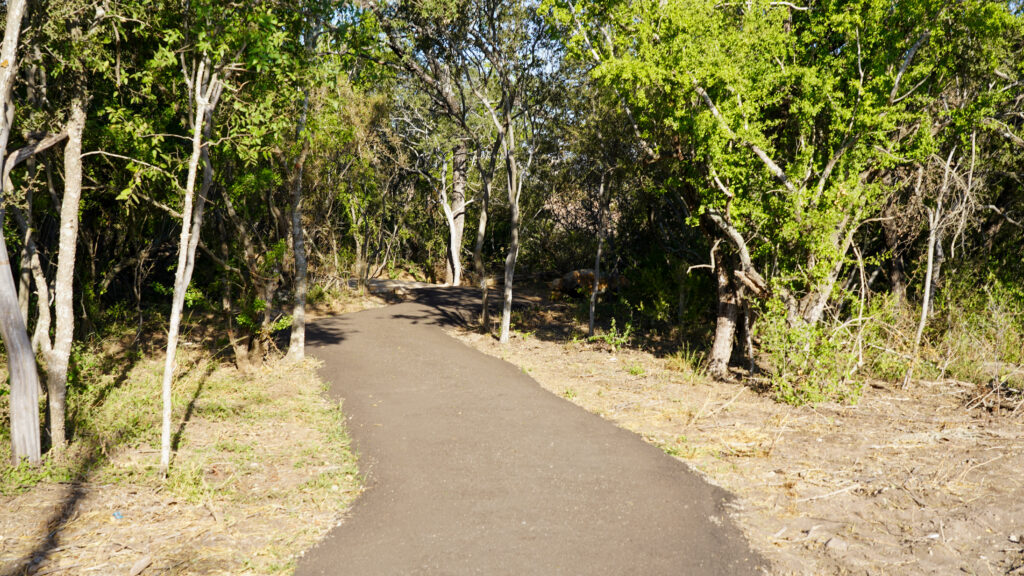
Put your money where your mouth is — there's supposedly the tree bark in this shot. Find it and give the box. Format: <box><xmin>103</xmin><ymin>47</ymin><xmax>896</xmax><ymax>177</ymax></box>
<box><xmin>443</xmin><ymin>142</ymin><xmax>467</xmax><ymax>286</ymax></box>
<box><xmin>499</xmin><ymin>194</ymin><xmax>520</xmax><ymax>343</ymax></box>
<box><xmin>913</xmin><ymin>206</ymin><xmax>940</xmax><ymax>352</ymax></box>
<box><xmin>160</xmin><ymin>58</ymin><xmax>219</xmax><ymax>474</ymax></box>
<box><xmin>589</xmin><ymin>172</ymin><xmax>609</xmax><ymax>337</ymax></box>
<box><xmin>499</xmin><ymin>117</ymin><xmax>522</xmax><ymax>345</ymax></box>
<box><xmin>707</xmin><ymin>257</ymin><xmax>739</xmax><ymax>381</ymax></box>
<box><xmin>43</xmin><ymin>98</ymin><xmax>87</xmax><ymax>451</ymax></box>
<box><xmin>473</xmin><ymin>135</ymin><xmax>502</xmax><ymax>328</ymax></box>
<box><xmin>0</xmin><ymin>0</ymin><xmax>41</xmax><ymax>464</ymax></box>
<box><xmin>17</xmin><ymin>189</ymin><xmax>31</xmax><ymax>325</ymax></box>
<box><xmin>287</xmin><ymin>95</ymin><xmax>310</xmax><ymax>361</ymax></box>
<box><xmin>912</xmin><ymin>150</ymin><xmax>954</xmax><ymax>356</ymax></box>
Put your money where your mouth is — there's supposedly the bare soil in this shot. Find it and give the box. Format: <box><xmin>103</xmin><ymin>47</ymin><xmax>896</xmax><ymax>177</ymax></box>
<box><xmin>449</xmin><ymin>297</ymin><xmax>1024</xmax><ymax>575</ymax></box>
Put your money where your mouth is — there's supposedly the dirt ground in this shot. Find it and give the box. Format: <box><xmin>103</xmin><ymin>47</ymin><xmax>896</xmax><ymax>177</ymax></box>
<box><xmin>450</xmin><ymin>298</ymin><xmax>1024</xmax><ymax>576</ymax></box>
<box><xmin>0</xmin><ymin>293</ymin><xmax>385</xmax><ymax>576</ymax></box>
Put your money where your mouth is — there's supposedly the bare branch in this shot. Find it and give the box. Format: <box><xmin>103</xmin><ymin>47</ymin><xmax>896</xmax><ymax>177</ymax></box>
<box><xmin>2</xmin><ymin>132</ymin><xmax>69</xmax><ymax>192</ymax></box>
<box><xmin>890</xmin><ymin>31</ymin><xmax>931</xmax><ymax>105</ymax></box>
<box><xmin>693</xmin><ymin>81</ymin><xmax>796</xmax><ymax>194</ymax></box>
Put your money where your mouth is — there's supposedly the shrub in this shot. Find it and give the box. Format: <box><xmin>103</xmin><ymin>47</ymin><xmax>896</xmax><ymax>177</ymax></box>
<box><xmin>757</xmin><ymin>298</ymin><xmax>864</xmax><ymax>405</ymax></box>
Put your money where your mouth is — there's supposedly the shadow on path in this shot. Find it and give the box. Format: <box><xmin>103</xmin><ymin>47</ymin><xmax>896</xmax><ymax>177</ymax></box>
<box><xmin>297</xmin><ymin>286</ymin><xmax>765</xmax><ymax>575</ymax></box>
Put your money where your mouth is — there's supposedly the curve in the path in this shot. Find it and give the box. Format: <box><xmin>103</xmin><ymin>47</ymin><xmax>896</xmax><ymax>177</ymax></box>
<box><xmin>296</xmin><ymin>287</ymin><xmax>765</xmax><ymax>575</ymax></box>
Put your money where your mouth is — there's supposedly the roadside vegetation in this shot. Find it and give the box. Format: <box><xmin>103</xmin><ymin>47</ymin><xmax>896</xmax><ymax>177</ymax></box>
<box><xmin>0</xmin><ymin>0</ymin><xmax>1023</xmax><ymax>573</ymax></box>
<box><xmin>0</xmin><ymin>297</ymin><xmax>368</xmax><ymax>574</ymax></box>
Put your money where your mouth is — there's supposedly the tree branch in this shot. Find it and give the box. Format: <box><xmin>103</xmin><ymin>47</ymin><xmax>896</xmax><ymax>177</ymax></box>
<box><xmin>693</xmin><ymin>81</ymin><xmax>796</xmax><ymax>194</ymax></box>
<box><xmin>2</xmin><ymin>132</ymin><xmax>68</xmax><ymax>192</ymax></box>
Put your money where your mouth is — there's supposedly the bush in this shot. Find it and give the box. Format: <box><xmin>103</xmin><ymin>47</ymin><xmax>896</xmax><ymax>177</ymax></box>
<box><xmin>929</xmin><ymin>277</ymin><xmax>1024</xmax><ymax>388</ymax></box>
<box><xmin>757</xmin><ymin>298</ymin><xmax>864</xmax><ymax>405</ymax></box>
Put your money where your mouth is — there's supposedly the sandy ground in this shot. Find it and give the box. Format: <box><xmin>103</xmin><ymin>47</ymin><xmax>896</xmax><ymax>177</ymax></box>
<box><xmin>449</xmin><ymin>300</ymin><xmax>1024</xmax><ymax>576</ymax></box>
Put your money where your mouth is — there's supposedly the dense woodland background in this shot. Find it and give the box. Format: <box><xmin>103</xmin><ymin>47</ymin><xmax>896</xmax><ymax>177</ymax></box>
<box><xmin>1</xmin><ymin>0</ymin><xmax>1023</xmax><ymax>465</ymax></box>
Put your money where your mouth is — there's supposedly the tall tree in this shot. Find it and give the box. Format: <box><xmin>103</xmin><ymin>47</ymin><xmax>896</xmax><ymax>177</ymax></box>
<box><xmin>376</xmin><ymin>1</ymin><xmax>474</xmax><ymax>286</ymax></box>
<box><xmin>551</xmin><ymin>0</ymin><xmax>1021</xmax><ymax>377</ymax></box>
<box><xmin>468</xmin><ymin>0</ymin><xmax>558</xmax><ymax>343</ymax></box>
<box><xmin>0</xmin><ymin>0</ymin><xmax>41</xmax><ymax>464</ymax></box>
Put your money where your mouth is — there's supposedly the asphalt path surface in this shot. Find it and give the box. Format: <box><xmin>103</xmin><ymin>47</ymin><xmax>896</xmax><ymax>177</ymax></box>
<box><xmin>296</xmin><ymin>287</ymin><xmax>764</xmax><ymax>575</ymax></box>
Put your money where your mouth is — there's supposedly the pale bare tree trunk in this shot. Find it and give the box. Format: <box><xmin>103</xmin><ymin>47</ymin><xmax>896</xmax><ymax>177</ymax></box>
<box><xmin>499</xmin><ymin>117</ymin><xmax>523</xmax><ymax>345</ymax></box>
<box><xmin>707</xmin><ymin>258</ymin><xmax>738</xmax><ymax>380</ymax></box>
<box><xmin>442</xmin><ymin>143</ymin><xmax>467</xmax><ymax>286</ymax></box>
<box><xmin>287</xmin><ymin>94</ymin><xmax>310</xmax><ymax>361</ymax></box>
<box><xmin>0</xmin><ymin>0</ymin><xmax>41</xmax><ymax>464</ymax></box>
<box><xmin>912</xmin><ymin>150</ymin><xmax>955</xmax><ymax>355</ymax></box>
<box><xmin>43</xmin><ymin>98</ymin><xmax>87</xmax><ymax>451</ymax></box>
<box><xmin>914</xmin><ymin>207</ymin><xmax>941</xmax><ymax>352</ymax></box>
<box><xmin>160</xmin><ymin>58</ymin><xmax>220</xmax><ymax>474</ymax></box>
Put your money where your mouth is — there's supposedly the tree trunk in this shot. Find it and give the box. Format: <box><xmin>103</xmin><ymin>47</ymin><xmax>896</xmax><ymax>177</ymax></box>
<box><xmin>890</xmin><ymin>253</ymin><xmax>907</xmax><ymax>303</ymax></box>
<box><xmin>881</xmin><ymin>205</ymin><xmax>907</xmax><ymax>302</ymax></box>
<box><xmin>0</xmin><ymin>0</ymin><xmax>40</xmax><ymax>464</ymax></box>
<box><xmin>473</xmin><ymin>182</ymin><xmax>490</xmax><ymax>327</ymax></box>
<box><xmin>707</xmin><ymin>258</ymin><xmax>738</xmax><ymax>381</ymax></box>
<box><xmin>287</xmin><ymin>95</ymin><xmax>310</xmax><ymax>361</ymax></box>
<box><xmin>160</xmin><ymin>59</ymin><xmax>219</xmax><ymax>474</ymax></box>
<box><xmin>499</xmin><ymin>197</ymin><xmax>520</xmax><ymax>344</ymax></box>
<box><xmin>588</xmin><ymin>174</ymin><xmax>609</xmax><ymax>337</ymax></box>
<box><xmin>912</xmin><ymin>150</ymin><xmax>954</xmax><ymax>357</ymax></box>
<box><xmin>799</xmin><ymin>221</ymin><xmax>859</xmax><ymax>325</ymax></box>
<box><xmin>499</xmin><ymin>121</ymin><xmax>522</xmax><ymax>345</ymax></box>
<box><xmin>913</xmin><ymin>207</ymin><xmax>940</xmax><ymax>353</ymax></box>
<box><xmin>928</xmin><ymin>238</ymin><xmax>944</xmax><ymax>317</ymax></box>
<box><xmin>216</xmin><ymin>218</ymin><xmax>252</xmax><ymax>372</ymax></box>
<box><xmin>44</xmin><ymin>97</ymin><xmax>87</xmax><ymax>452</ymax></box>
<box><xmin>473</xmin><ymin>136</ymin><xmax>502</xmax><ymax>328</ymax></box>
<box><xmin>444</xmin><ymin>143</ymin><xmax>467</xmax><ymax>286</ymax></box>
<box><xmin>17</xmin><ymin>189</ymin><xmax>31</xmax><ymax>325</ymax></box>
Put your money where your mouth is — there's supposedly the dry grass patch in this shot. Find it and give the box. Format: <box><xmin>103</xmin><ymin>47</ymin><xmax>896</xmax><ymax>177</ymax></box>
<box><xmin>1</xmin><ymin>324</ymin><xmax>362</xmax><ymax>575</ymax></box>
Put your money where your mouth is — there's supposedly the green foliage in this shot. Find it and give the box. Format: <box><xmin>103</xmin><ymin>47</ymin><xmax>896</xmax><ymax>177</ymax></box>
<box><xmin>926</xmin><ymin>275</ymin><xmax>1024</xmax><ymax>387</ymax></box>
<box><xmin>588</xmin><ymin>318</ymin><xmax>633</xmax><ymax>351</ymax></box>
<box><xmin>151</xmin><ymin>282</ymin><xmax>206</xmax><ymax>309</ymax></box>
<box><xmin>757</xmin><ymin>299</ymin><xmax>863</xmax><ymax>404</ymax></box>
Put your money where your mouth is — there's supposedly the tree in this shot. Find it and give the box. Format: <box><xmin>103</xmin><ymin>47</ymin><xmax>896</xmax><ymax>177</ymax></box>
<box><xmin>551</xmin><ymin>0</ymin><xmax>1021</xmax><ymax>378</ymax></box>
<box><xmin>375</xmin><ymin>0</ymin><xmax>475</xmax><ymax>287</ymax></box>
<box><xmin>156</xmin><ymin>0</ymin><xmax>289</xmax><ymax>471</ymax></box>
<box><xmin>0</xmin><ymin>0</ymin><xmax>42</xmax><ymax>464</ymax></box>
<box><xmin>467</xmin><ymin>0</ymin><xmax>559</xmax><ymax>343</ymax></box>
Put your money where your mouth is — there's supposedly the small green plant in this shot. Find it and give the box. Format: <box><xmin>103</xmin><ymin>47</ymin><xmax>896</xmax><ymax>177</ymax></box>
<box><xmin>663</xmin><ymin>445</ymin><xmax>683</xmax><ymax>457</ymax></box>
<box><xmin>563</xmin><ymin>388</ymin><xmax>577</xmax><ymax>399</ymax></box>
<box><xmin>666</xmin><ymin>346</ymin><xmax>706</xmax><ymax>383</ymax></box>
<box><xmin>627</xmin><ymin>362</ymin><xmax>646</xmax><ymax>377</ymax></box>
<box><xmin>588</xmin><ymin>318</ymin><xmax>633</xmax><ymax>351</ymax></box>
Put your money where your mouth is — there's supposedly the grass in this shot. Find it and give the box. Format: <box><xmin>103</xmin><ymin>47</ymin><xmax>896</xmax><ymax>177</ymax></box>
<box><xmin>0</xmin><ymin>319</ymin><xmax>362</xmax><ymax>575</ymax></box>
<box><xmin>665</xmin><ymin>346</ymin><xmax>706</xmax><ymax>384</ymax></box>
<box><xmin>626</xmin><ymin>362</ymin><xmax>647</xmax><ymax>377</ymax></box>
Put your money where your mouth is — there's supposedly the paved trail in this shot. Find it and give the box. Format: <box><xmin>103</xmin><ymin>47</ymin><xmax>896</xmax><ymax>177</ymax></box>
<box><xmin>296</xmin><ymin>288</ymin><xmax>764</xmax><ymax>575</ymax></box>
